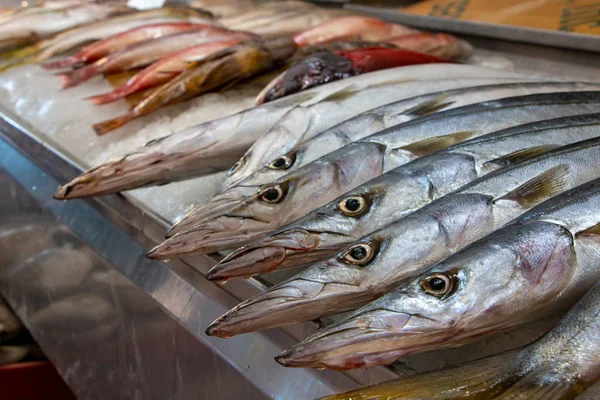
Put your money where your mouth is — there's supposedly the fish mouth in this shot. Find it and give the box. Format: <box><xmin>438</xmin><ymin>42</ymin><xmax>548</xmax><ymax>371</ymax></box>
<box><xmin>275</xmin><ymin>309</ymin><xmax>438</xmax><ymax>370</ymax></box>
<box><xmin>147</xmin><ymin>214</ymin><xmax>275</xmax><ymax>260</ymax></box>
<box><xmin>205</xmin><ymin>278</ymin><xmax>366</xmax><ymax>338</ymax></box>
<box><xmin>166</xmin><ymin>185</ymin><xmax>257</xmax><ymax>238</ymax></box>
<box><xmin>206</xmin><ymin>228</ymin><xmax>342</xmax><ymax>280</ymax></box>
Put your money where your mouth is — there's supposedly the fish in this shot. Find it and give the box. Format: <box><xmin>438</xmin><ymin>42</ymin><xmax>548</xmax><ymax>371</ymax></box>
<box><xmin>177</xmin><ymin>81</ymin><xmax>600</xmax><ymax>236</ymax></box>
<box><xmin>150</xmin><ymin>91</ymin><xmax>600</xmax><ymax>260</ymax></box>
<box><xmin>221</xmin><ymin>66</ymin><xmax>527</xmax><ymax>192</ymax></box>
<box><xmin>293</xmin><ymin>16</ymin><xmax>417</xmax><ymax>47</ymax></box>
<box><xmin>92</xmin><ymin>36</ymin><xmax>297</xmax><ymax>135</ymax></box>
<box><xmin>0</xmin><ymin>7</ymin><xmax>214</xmax><ymax>71</ymax></box>
<box><xmin>255</xmin><ymin>47</ymin><xmax>453</xmax><ymax>105</ymax></box>
<box><xmin>319</xmin><ymin>279</ymin><xmax>600</xmax><ymax>400</ymax></box>
<box><xmin>54</xmin><ymin>64</ymin><xmax>526</xmax><ymax>200</ymax></box>
<box><xmin>84</xmin><ymin>31</ymin><xmax>255</xmax><ymax>104</ymax></box>
<box><xmin>44</xmin><ymin>21</ymin><xmax>208</xmax><ymax>71</ymax></box>
<box><xmin>205</xmin><ymin>113</ymin><xmax>600</xmax><ymax>336</ymax></box>
<box><xmin>274</xmin><ymin>159</ymin><xmax>600</xmax><ymax>370</ymax></box>
<box><xmin>387</xmin><ymin>32</ymin><xmax>473</xmax><ymax>60</ymax></box>
<box><xmin>0</xmin><ymin>2</ymin><xmax>130</xmax><ymax>53</ymax></box>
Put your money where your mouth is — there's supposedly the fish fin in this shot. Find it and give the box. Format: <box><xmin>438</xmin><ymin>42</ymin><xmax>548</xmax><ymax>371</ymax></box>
<box><xmin>396</xmin><ymin>94</ymin><xmax>455</xmax><ymax>118</ymax></box>
<box><xmin>318</xmin><ymin>84</ymin><xmax>361</xmax><ymax>103</ymax></box>
<box><xmin>484</xmin><ymin>145</ymin><xmax>561</xmax><ymax>168</ymax></box>
<box><xmin>576</xmin><ymin>222</ymin><xmax>600</xmax><ymax>239</ymax></box>
<box><xmin>399</xmin><ymin>130</ymin><xmax>476</xmax><ymax>157</ymax></box>
<box><xmin>496</xmin><ymin>367</ymin><xmax>573</xmax><ymax>400</ymax></box>
<box><xmin>57</xmin><ymin>65</ymin><xmax>99</xmax><ymax>89</ymax></box>
<box><xmin>319</xmin><ymin>349</ymin><xmax>523</xmax><ymax>400</ymax></box>
<box><xmin>92</xmin><ymin>114</ymin><xmax>135</xmax><ymax>136</ymax></box>
<box><xmin>496</xmin><ymin>164</ymin><xmax>570</xmax><ymax>207</ymax></box>
<box><xmin>0</xmin><ymin>41</ymin><xmax>38</xmax><ymax>60</ymax></box>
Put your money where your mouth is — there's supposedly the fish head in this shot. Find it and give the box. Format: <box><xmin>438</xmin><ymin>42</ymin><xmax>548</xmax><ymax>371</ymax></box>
<box><xmin>275</xmin><ymin>240</ymin><xmax>528</xmax><ymax>370</ymax></box>
<box><xmin>223</xmin><ymin>105</ymin><xmax>312</xmax><ymax>189</ymax></box>
<box><xmin>206</xmin><ymin>181</ymin><xmax>395</xmax><ymax>280</ymax></box>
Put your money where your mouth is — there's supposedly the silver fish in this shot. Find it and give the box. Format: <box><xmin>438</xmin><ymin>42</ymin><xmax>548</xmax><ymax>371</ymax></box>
<box><xmin>54</xmin><ymin>64</ymin><xmax>525</xmax><ymax>200</ymax></box>
<box><xmin>150</xmin><ymin>91</ymin><xmax>600</xmax><ymax>260</ymax></box>
<box><xmin>205</xmin><ymin>131</ymin><xmax>600</xmax><ymax>337</ymax></box>
<box><xmin>319</xmin><ymin>279</ymin><xmax>600</xmax><ymax>400</ymax></box>
<box><xmin>207</xmin><ymin>113</ymin><xmax>600</xmax><ymax>281</ymax></box>
<box><xmin>173</xmin><ymin>81</ymin><xmax>600</xmax><ymax>236</ymax></box>
<box><xmin>275</xmin><ymin>168</ymin><xmax>600</xmax><ymax>370</ymax></box>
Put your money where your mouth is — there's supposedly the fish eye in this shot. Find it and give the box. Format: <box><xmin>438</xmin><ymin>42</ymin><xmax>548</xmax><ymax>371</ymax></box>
<box><xmin>258</xmin><ymin>184</ymin><xmax>285</xmax><ymax>204</ymax></box>
<box><xmin>341</xmin><ymin>243</ymin><xmax>375</xmax><ymax>265</ymax></box>
<box><xmin>268</xmin><ymin>153</ymin><xmax>295</xmax><ymax>170</ymax></box>
<box><xmin>420</xmin><ymin>273</ymin><xmax>456</xmax><ymax>298</ymax></box>
<box><xmin>228</xmin><ymin>157</ymin><xmax>245</xmax><ymax>176</ymax></box>
<box><xmin>337</xmin><ymin>195</ymin><xmax>368</xmax><ymax>217</ymax></box>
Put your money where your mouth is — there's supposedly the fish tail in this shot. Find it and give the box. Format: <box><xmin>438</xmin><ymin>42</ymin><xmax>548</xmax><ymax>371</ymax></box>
<box><xmin>320</xmin><ymin>349</ymin><xmax>525</xmax><ymax>400</ymax></box>
<box><xmin>57</xmin><ymin>64</ymin><xmax>99</xmax><ymax>89</ymax></box>
<box><xmin>42</xmin><ymin>56</ymin><xmax>81</xmax><ymax>70</ymax></box>
<box><xmin>85</xmin><ymin>84</ymin><xmax>138</xmax><ymax>105</ymax></box>
<box><xmin>93</xmin><ymin>114</ymin><xmax>135</xmax><ymax>136</ymax></box>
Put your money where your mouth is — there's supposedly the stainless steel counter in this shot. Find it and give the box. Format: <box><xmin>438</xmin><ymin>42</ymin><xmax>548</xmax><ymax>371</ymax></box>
<box><xmin>1</xmin><ymin>5</ymin><xmax>599</xmax><ymax>400</ymax></box>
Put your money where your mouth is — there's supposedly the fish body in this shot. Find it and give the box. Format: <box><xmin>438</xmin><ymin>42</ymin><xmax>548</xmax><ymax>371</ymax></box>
<box><xmin>0</xmin><ymin>2</ymin><xmax>129</xmax><ymax>52</ymax></box>
<box><xmin>206</xmin><ymin>111</ymin><xmax>600</xmax><ymax>283</ymax></box>
<box><xmin>320</xmin><ymin>279</ymin><xmax>600</xmax><ymax>400</ymax></box>
<box><xmin>387</xmin><ymin>32</ymin><xmax>473</xmax><ymax>60</ymax></box>
<box><xmin>152</xmin><ymin>91</ymin><xmax>600</xmax><ymax>260</ymax></box>
<box><xmin>92</xmin><ymin>37</ymin><xmax>297</xmax><ymax>135</ymax></box>
<box><xmin>205</xmin><ymin>114</ymin><xmax>600</xmax><ymax>337</ymax></box>
<box><xmin>255</xmin><ymin>47</ymin><xmax>453</xmax><ymax>105</ymax></box>
<box><xmin>1</xmin><ymin>7</ymin><xmax>214</xmax><ymax>70</ymax></box>
<box><xmin>293</xmin><ymin>16</ymin><xmax>417</xmax><ymax>47</ymax></box>
<box><xmin>178</xmin><ymin>81</ymin><xmax>600</xmax><ymax>236</ymax></box>
<box><xmin>45</xmin><ymin>21</ymin><xmax>208</xmax><ymax>70</ymax></box>
<box><xmin>85</xmin><ymin>31</ymin><xmax>255</xmax><ymax>104</ymax></box>
<box><xmin>55</xmin><ymin>64</ymin><xmax>526</xmax><ymax>200</ymax></box>
<box><xmin>275</xmin><ymin>161</ymin><xmax>600</xmax><ymax>370</ymax></box>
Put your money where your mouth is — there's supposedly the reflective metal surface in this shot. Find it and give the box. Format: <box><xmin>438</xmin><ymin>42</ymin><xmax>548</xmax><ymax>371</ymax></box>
<box><xmin>0</xmin><ymin>139</ymin><xmax>359</xmax><ymax>399</ymax></box>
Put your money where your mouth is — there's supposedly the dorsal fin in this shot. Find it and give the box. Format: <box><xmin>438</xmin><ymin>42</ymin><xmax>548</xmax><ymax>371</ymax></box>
<box><xmin>496</xmin><ymin>164</ymin><xmax>570</xmax><ymax>207</ymax></box>
<box><xmin>484</xmin><ymin>145</ymin><xmax>561</xmax><ymax>168</ymax></box>
<box><xmin>400</xmin><ymin>131</ymin><xmax>476</xmax><ymax>157</ymax></box>
<box><xmin>399</xmin><ymin>94</ymin><xmax>455</xmax><ymax>118</ymax></box>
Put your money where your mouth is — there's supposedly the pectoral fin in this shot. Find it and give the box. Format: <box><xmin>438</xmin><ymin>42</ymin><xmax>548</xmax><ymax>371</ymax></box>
<box><xmin>496</xmin><ymin>164</ymin><xmax>570</xmax><ymax>207</ymax></box>
<box><xmin>484</xmin><ymin>145</ymin><xmax>561</xmax><ymax>168</ymax></box>
<box><xmin>400</xmin><ymin>130</ymin><xmax>476</xmax><ymax>157</ymax></box>
<box><xmin>400</xmin><ymin>94</ymin><xmax>455</xmax><ymax>118</ymax></box>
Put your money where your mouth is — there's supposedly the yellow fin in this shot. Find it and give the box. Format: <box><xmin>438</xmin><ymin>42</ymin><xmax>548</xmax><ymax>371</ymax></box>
<box><xmin>400</xmin><ymin>131</ymin><xmax>476</xmax><ymax>157</ymax></box>
<box><xmin>496</xmin><ymin>164</ymin><xmax>570</xmax><ymax>207</ymax></box>
<box><xmin>319</xmin><ymin>349</ymin><xmax>523</xmax><ymax>400</ymax></box>
<box><xmin>484</xmin><ymin>145</ymin><xmax>561</xmax><ymax>168</ymax></box>
<box><xmin>495</xmin><ymin>367</ymin><xmax>574</xmax><ymax>400</ymax></box>
<box><xmin>400</xmin><ymin>94</ymin><xmax>455</xmax><ymax>118</ymax></box>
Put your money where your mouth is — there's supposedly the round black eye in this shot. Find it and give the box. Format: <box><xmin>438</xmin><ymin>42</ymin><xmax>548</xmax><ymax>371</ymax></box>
<box><xmin>268</xmin><ymin>154</ymin><xmax>294</xmax><ymax>170</ymax></box>
<box><xmin>228</xmin><ymin>157</ymin><xmax>245</xmax><ymax>176</ymax></box>
<box><xmin>420</xmin><ymin>273</ymin><xmax>455</xmax><ymax>298</ymax></box>
<box><xmin>258</xmin><ymin>185</ymin><xmax>284</xmax><ymax>203</ymax></box>
<box><xmin>342</xmin><ymin>243</ymin><xmax>375</xmax><ymax>265</ymax></box>
<box><xmin>337</xmin><ymin>195</ymin><xmax>368</xmax><ymax>217</ymax></box>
